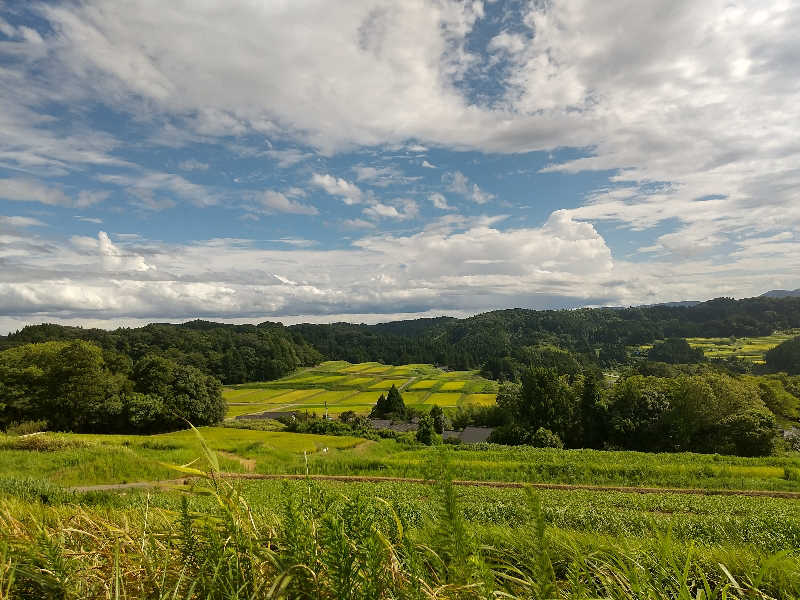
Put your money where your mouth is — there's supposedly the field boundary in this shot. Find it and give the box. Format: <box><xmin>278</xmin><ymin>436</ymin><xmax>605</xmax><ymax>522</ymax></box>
<box><xmin>71</xmin><ymin>472</ymin><xmax>800</xmax><ymax>499</ymax></box>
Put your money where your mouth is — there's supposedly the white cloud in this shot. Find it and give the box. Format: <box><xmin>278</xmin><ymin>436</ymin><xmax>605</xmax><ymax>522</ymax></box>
<box><xmin>257</xmin><ymin>190</ymin><xmax>318</xmax><ymax>215</ymax></box>
<box><xmin>2</xmin><ymin>211</ymin><xmax>800</xmax><ymax>327</ymax></box>
<box><xmin>75</xmin><ymin>215</ymin><xmax>103</xmax><ymax>224</ymax></box>
<box><xmin>442</xmin><ymin>170</ymin><xmax>495</xmax><ymax>204</ymax></box>
<box><xmin>0</xmin><ymin>178</ymin><xmax>108</xmax><ymax>208</ymax></box>
<box><xmin>0</xmin><ymin>177</ymin><xmax>71</xmax><ymax>206</ymax></box>
<box><xmin>342</xmin><ymin>218</ymin><xmax>376</xmax><ymax>229</ymax></box>
<box><xmin>178</xmin><ymin>159</ymin><xmax>209</xmax><ymax>171</ymax></box>
<box><xmin>1</xmin><ymin>0</ymin><xmax>799</xmax><ymax>317</ymax></box>
<box><xmin>421</xmin><ymin>160</ymin><xmax>437</xmax><ymax>169</ymax></box>
<box><xmin>310</xmin><ymin>173</ymin><xmax>364</xmax><ymax>205</ymax></box>
<box><xmin>428</xmin><ymin>192</ymin><xmax>453</xmax><ymax>210</ymax></box>
<box><xmin>97</xmin><ymin>171</ymin><xmax>215</xmax><ymax>209</ymax></box>
<box><xmin>362</xmin><ymin>198</ymin><xmax>418</xmax><ymax>221</ymax></box>
<box><xmin>265</xmin><ymin>149</ymin><xmax>312</xmax><ymax>168</ymax></box>
<box><xmin>0</xmin><ymin>215</ymin><xmax>46</xmax><ymax>228</ymax></box>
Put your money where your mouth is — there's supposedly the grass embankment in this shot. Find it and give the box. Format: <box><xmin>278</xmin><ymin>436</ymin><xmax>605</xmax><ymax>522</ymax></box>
<box><xmin>223</xmin><ymin>360</ymin><xmax>499</xmax><ymax>417</ymax></box>
<box><xmin>3</xmin><ymin>428</ymin><xmax>800</xmax><ymax>491</ymax></box>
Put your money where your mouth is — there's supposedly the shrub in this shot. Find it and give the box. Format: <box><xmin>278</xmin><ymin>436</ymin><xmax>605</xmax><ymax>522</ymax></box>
<box><xmin>530</xmin><ymin>427</ymin><xmax>563</xmax><ymax>449</ymax></box>
<box><xmin>4</xmin><ymin>420</ymin><xmax>48</xmax><ymax>435</ymax></box>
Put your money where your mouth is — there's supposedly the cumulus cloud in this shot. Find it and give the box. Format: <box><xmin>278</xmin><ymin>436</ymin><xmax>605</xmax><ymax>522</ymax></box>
<box><xmin>0</xmin><ymin>216</ymin><xmax>616</xmax><ymax>321</ymax></box>
<box><xmin>2</xmin><ymin>0</ymin><xmax>800</xmax><ymax>323</ymax></box>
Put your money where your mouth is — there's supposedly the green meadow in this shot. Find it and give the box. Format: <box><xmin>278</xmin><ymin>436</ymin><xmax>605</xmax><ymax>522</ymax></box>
<box><xmin>4</xmin><ymin>427</ymin><xmax>800</xmax><ymax>492</ymax></box>
<box><xmin>223</xmin><ymin>360</ymin><xmax>499</xmax><ymax>418</ymax></box>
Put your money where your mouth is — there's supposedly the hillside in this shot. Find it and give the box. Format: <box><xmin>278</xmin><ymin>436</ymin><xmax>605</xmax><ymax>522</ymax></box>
<box><xmin>3</xmin><ymin>296</ymin><xmax>800</xmax><ymax>377</ymax></box>
<box><xmin>290</xmin><ymin>295</ymin><xmax>800</xmax><ymax>369</ymax></box>
<box><xmin>0</xmin><ymin>320</ymin><xmax>321</xmax><ymax>384</ymax></box>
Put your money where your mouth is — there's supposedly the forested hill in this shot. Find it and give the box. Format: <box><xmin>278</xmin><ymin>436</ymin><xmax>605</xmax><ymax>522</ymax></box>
<box><xmin>0</xmin><ymin>320</ymin><xmax>321</xmax><ymax>384</ymax></box>
<box><xmin>290</xmin><ymin>296</ymin><xmax>800</xmax><ymax>370</ymax></box>
<box><xmin>2</xmin><ymin>296</ymin><xmax>800</xmax><ymax>381</ymax></box>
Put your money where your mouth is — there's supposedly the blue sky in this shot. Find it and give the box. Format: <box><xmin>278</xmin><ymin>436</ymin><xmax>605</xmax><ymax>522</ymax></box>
<box><xmin>1</xmin><ymin>0</ymin><xmax>799</xmax><ymax>332</ymax></box>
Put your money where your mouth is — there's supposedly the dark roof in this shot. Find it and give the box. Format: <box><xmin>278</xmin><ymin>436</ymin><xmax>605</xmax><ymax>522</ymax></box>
<box><xmin>459</xmin><ymin>427</ymin><xmax>494</xmax><ymax>443</ymax></box>
<box><xmin>443</xmin><ymin>427</ymin><xmax>495</xmax><ymax>444</ymax></box>
<box><xmin>368</xmin><ymin>419</ymin><xmax>418</xmax><ymax>432</ymax></box>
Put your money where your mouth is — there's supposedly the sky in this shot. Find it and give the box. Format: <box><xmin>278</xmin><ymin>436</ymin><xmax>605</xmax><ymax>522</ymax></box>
<box><xmin>1</xmin><ymin>0</ymin><xmax>799</xmax><ymax>334</ymax></box>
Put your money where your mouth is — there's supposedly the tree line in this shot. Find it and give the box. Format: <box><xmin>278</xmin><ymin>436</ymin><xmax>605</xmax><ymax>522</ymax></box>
<box><xmin>487</xmin><ymin>367</ymin><xmax>780</xmax><ymax>456</ymax></box>
<box><xmin>289</xmin><ymin>296</ymin><xmax>800</xmax><ymax>370</ymax></box>
<box><xmin>0</xmin><ymin>340</ymin><xmax>224</xmax><ymax>433</ymax></box>
<box><xmin>0</xmin><ymin>320</ymin><xmax>321</xmax><ymax>384</ymax></box>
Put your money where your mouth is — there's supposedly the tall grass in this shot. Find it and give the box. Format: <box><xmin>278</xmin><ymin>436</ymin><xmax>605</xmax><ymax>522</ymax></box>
<box><xmin>0</xmin><ymin>428</ymin><xmax>798</xmax><ymax>598</ymax></box>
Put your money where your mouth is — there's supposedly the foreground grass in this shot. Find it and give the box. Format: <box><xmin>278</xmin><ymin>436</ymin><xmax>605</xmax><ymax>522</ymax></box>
<box><xmin>1</xmin><ymin>469</ymin><xmax>798</xmax><ymax>599</ymax></box>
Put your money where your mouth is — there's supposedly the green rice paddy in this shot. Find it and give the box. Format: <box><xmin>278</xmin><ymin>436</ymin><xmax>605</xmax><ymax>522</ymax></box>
<box><xmin>224</xmin><ymin>360</ymin><xmax>499</xmax><ymax>417</ymax></box>
<box><xmin>637</xmin><ymin>329</ymin><xmax>800</xmax><ymax>363</ymax></box>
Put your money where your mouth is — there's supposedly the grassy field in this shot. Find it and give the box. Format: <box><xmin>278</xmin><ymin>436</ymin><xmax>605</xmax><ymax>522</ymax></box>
<box><xmin>636</xmin><ymin>329</ymin><xmax>800</xmax><ymax>363</ymax></box>
<box><xmin>223</xmin><ymin>360</ymin><xmax>499</xmax><ymax>417</ymax></box>
<box><xmin>4</xmin><ymin>428</ymin><xmax>800</xmax><ymax>492</ymax></box>
<box><xmin>2</xmin><ymin>447</ymin><xmax>800</xmax><ymax>598</ymax></box>
<box><xmin>4</xmin><ymin>358</ymin><xmax>800</xmax><ymax>597</ymax></box>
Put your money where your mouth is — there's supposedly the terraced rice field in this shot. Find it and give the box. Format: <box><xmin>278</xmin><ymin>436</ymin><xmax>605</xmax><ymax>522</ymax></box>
<box><xmin>636</xmin><ymin>329</ymin><xmax>800</xmax><ymax>363</ymax></box>
<box><xmin>224</xmin><ymin>361</ymin><xmax>498</xmax><ymax>417</ymax></box>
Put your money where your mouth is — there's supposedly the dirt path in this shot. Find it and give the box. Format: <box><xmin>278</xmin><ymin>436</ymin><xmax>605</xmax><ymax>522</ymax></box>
<box><xmin>70</xmin><ymin>473</ymin><xmax>800</xmax><ymax>499</ymax></box>
<box><xmin>217</xmin><ymin>451</ymin><xmax>256</xmax><ymax>472</ymax></box>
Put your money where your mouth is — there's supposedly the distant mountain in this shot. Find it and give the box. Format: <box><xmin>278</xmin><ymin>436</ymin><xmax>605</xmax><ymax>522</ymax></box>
<box><xmin>640</xmin><ymin>300</ymin><xmax>702</xmax><ymax>308</ymax></box>
<box><xmin>762</xmin><ymin>289</ymin><xmax>800</xmax><ymax>298</ymax></box>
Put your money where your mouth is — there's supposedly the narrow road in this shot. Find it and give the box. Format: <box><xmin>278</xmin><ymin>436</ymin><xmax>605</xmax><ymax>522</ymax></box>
<box><xmin>71</xmin><ymin>472</ymin><xmax>800</xmax><ymax>499</ymax></box>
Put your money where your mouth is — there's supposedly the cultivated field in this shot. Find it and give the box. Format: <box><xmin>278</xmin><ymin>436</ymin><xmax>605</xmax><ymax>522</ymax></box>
<box><xmin>223</xmin><ymin>360</ymin><xmax>499</xmax><ymax>418</ymax></box>
<box><xmin>637</xmin><ymin>329</ymin><xmax>800</xmax><ymax>363</ymax></box>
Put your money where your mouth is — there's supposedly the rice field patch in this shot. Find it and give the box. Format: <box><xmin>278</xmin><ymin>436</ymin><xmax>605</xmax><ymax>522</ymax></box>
<box><xmin>368</xmin><ymin>378</ymin><xmax>409</xmax><ymax>390</ymax></box>
<box><xmin>426</xmin><ymin>392</ymin><xmax>463</xmax><ymax>407</ymax></box>
<box><xmin>439</xmin><ymin>381</ymin><xmax>468</xmax><ymax>391</ymax></box>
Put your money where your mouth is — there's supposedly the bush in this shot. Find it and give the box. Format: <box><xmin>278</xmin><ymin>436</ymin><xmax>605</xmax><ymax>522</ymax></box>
<box><xmin>4</xmin><ymin>420</ymin><xmax>48</xmax><ymax>435</ymax></box>
<box><xmin>530</xmin><ymin>427</ymin><xmax>563</xmax><ymax>449</ymax></box>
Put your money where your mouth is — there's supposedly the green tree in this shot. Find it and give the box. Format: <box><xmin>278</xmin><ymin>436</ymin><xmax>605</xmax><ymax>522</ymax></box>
<box><xmin>416</xmin><ymin>414</ymin><xmax>436</xmax><ymax>445</ymax></box>
<box><xmin>579</xmin><ymin>373</ymin><xmax>605</xmax><ymax>449</ymax></box>
<box><xmin>430</xmin><ymin>404</ymin><xmax>447</xmax><ymax>434</ymax></box>
<box><xmin>518</xmin><ymin>367</ymin><xmax>577</xmax><ymax>444</ymax></box>
<box><xmin>369</xmin><ymin>384</ymin><xmax>406</xmax><ymax>419</ymax></box>
<box><xmin>648</xmin><ymin>338</ymin><xmax>705</xmax><ymax>364</ymax></box>
<box><xmin>765</xmin><ymin>335</ymin><xmax>800</xmax><ymax>374</ymax></box>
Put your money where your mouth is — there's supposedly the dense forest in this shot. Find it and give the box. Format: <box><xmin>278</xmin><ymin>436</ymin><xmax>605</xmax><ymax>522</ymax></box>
<box><xmin>1</xmin><ymin>296</ymin><xmax>800</xmax><ymax>452</ymax></box>
<box><xmin>290</xmin><ymin>296</ymin><xmax>800</xmax><ymax>370</ymax></box>
<box><xmin>0</xmin><ymin>320</ymin><xmax>321</xmax><ymax>385</ymax></box>
<box><xmin>0</xmin><ymin>340</ymin><xmax>224</xmax><ymax>433</ymax></box>
<box><xmin>1</xmin><ymin>296</ymin><xmax>799</xmax><ymax>382</ymax></box>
